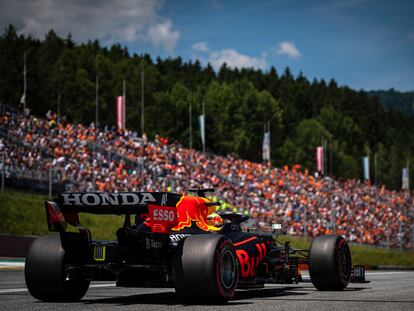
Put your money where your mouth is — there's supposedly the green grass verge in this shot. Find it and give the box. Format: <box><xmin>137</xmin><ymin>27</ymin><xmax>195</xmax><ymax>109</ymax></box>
<box><xmin>0</xmin><ymin>190</ymin><xmax>122</xmax><ymax>240</ymax></box>
<box><xmin>1</xmin><ymin>190</ymin><xmax>413</xmax><ymax>267</ymax></box>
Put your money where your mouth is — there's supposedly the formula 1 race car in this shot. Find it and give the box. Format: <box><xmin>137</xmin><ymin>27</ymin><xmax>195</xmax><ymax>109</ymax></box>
<box><xmin>25</xmin><ymin>189</ymin><xmax>353</xmax><ymax>303</ymax></box>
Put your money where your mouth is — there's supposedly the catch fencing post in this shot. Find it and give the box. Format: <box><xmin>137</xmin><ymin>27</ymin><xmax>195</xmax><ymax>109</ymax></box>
<box><xmin>189</xmin><ymin>101</ymin><xmax>193</xmax><ymax>161</ymax></box>
<box><xmin>412</xmin><ymin>224</ymin><xmax>414</xmax><ymax>250</ymax></box>
<box><xmin>411</xmin><ymin>224</ymin><xmax>414</xmax><ymax>250</ymax></box>
<box><xmin>386</xmin><ymin>219</ymin><xmax>390</xmax><ymax>250</ymax></box>
<box><xmin>141</xmin><ymin>70</ymin><xmax>145</xmax><ymax>135</ymax></box>
<box><xmin>398</xmin><ymin>204</ymin><xmax>404</xmax><ymax>251</ymax></box>
<box><xmin>92</xmin><ymin>141</ymin><xmax>96</xmax><ymax>191</ymax></box>
<box><xmin>48</xmin><ymin>163</ymin><xmax>52</xmax><ymax>200</ymax></box>
<box><xmin>330</xmin><ymin>179</ymin><xmax>336</xmax><ymax>235</ymax></box>
<box><xmin>1</xmin><ymin>150</ymin><xmax>5</xmax><ymax>193</ymax></box>
<box><xmin>303</xmin><ymin>206</ymin><xmax>308</xmax><ymax>239</ymax></box>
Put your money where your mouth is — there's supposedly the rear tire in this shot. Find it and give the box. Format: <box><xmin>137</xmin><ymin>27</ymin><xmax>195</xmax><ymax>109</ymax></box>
<box><xmin>25</xmin><ymin>234</ymin><xmax>90</xmax><ymax>301</ymax></box>
<box><xmin>173</xmin><ymin>234</ymin><xmax>238</xmax><ymax>303</ymax></box>
<box><xmin>309</xmin><ymin>235</ymin><xmax>351</xmax><ymax>290</ymax></box>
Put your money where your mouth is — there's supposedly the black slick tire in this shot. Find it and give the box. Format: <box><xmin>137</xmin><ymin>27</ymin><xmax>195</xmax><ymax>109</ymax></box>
<box><xmin>25</xmin><ymin>234</ymin><xmax>90</xmax><ymax>301</ymax></box>
<box><xmin>309</xmin><ymin>235</ymin><xmax>352</xmax><ymax>290</ymax></box>
<box><xmin>173</xmin><ymin>234</ymin><xmax>238</xmax><ymax>303</ymax></box>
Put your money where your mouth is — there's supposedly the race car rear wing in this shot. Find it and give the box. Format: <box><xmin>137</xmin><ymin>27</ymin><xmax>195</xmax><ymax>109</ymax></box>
<box><xmin>45</xmin><ymin>192</ymin><xmax>183</xmax><ymax>233</ymax></box>
<box><xmin>55</xmin><ymin>192</ymin><xmax>182</xmax><ymax>214</ymax></box>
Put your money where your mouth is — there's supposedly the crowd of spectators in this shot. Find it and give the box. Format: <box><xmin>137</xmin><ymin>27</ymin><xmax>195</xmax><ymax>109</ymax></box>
<box><xmin>1</xmin><ymin>108</ymin><xmax>413</xmax><ymax>249</ymax></box>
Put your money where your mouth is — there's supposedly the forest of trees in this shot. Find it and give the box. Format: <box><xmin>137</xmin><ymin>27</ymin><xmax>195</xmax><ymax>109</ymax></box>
<box><xmin>368</xmin><ymin>89</ymin><xmax>414</xmax><ymax>117</ymax></box>
<box><xmin>1</xmin><ymin>24</ymin><xmax>414</xmax><ymax>189</ymax></box>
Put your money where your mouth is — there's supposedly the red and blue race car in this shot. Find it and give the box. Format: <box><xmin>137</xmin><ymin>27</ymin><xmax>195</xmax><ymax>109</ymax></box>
<box><xmin>25</xmin><ymin>189</ymin><xmax>354</xmax><ymax>303</ymax></box>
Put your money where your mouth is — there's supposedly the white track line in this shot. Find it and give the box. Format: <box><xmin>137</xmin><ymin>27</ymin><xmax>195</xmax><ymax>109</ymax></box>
<box><xmin>0</xmin><ymin>288</ymin><xmax>28</xmax><ymax>294</ymax></box>
<box><xmin>0</xmin><ymin>262</ymin><xmax>25</xmax><ymax>267</ymax></box>
<box><xmin>301</xmin><ymin>271</ymin><xmax>411</xmax><ymax>277</ymax></box>
<box><xmin>89</xmin><ymin>283</ymin><xmax>117</xmax><ymax>288</ymax></box>
<box><xmin>365</xmin><ymin>272</ymin><xmax>410</xmax><ymax>275</ymax></box>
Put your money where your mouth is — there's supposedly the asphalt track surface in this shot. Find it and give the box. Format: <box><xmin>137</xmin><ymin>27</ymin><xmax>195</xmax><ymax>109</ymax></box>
<box><xmin>0</xmin><ymin>269</ymin><xmax>413</xmax><ymax>311</ymax></box>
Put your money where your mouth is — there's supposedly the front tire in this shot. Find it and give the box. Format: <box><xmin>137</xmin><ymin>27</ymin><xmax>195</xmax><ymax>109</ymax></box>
<box><xmin>173</xmin><ymin>234</ymin><xmax>238</xmax><ymax>303</ymax></box>
<box><xmin>309</xmin><ymin>235</ymin><xmax>352</xmax><ymax>290</ymax></box>
<box><xmin>25</xmin><ymin>234</ymin><xmax>90</xmax><ymax>301</ymax></box>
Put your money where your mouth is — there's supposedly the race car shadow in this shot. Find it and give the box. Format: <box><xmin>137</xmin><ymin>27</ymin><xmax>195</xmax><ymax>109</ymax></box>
<box><xmin>82</xmin><ymin>291</ymin><xmax>250</xmax><ymax>306</ymax></box>
<box><xmin>81</xmin><ymin>285</ymin><xmax>308</xmax><ymax>306</ymax></box>
<box><xmin>234</xmin><ymin>286</ymin><xmax>308</xmax><ymax>301</ymax></box>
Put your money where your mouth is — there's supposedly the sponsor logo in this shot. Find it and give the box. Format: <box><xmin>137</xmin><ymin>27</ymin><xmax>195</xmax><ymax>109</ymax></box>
<box><xmin>236</xmin><ymin>242</ymin><xmax>267</xmax><ymax>278</ymax></box>
<box><xmin>152</xmin><ymin>208</ymin><xmax>176</xmax><ymax>222</ymax></box>
<box><xmin>169</xmin><ymin>233</ymin><xmax>192</xmax><ymax>242</ymax></box>
<box><xmin>171</xmin><ymin>196</ymin><xmax>219</xmax><ymax>231</ymax></box>
<box><xmin>161</xmin><ymin>193</ymin><xmax>168</xmax><ymax>206</ymax></box>
<box><xmin>145</xmin><ymin>237</ymin><xmax>163</xmax><ymax>249</ymax></box>
<box><xmin>61</xmin><ymin>193</ymin><xmax>156</xmax><ymax>206</ymax></box>
<box><xmin>148</xmin><ymin>205</ymin><xmax>178</xmax><ymax>233</ymax></box>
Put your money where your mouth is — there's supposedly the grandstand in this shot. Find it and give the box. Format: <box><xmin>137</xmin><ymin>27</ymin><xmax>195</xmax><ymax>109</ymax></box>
<box><xmin>0</xmin><ymin>104</ymin><xmax>413</xmax><ymax>249</ymax></box>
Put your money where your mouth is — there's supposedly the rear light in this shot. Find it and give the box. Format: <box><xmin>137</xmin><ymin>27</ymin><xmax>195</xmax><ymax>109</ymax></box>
<box><xmin>45</xmin><ymin>201</ymin><xmax>67</xmax><ymax>232</ymax></box>
<box><xmin>93</xmin><ymin>243</ymin><xmax>106</xmax><ymax>262</ymax></box>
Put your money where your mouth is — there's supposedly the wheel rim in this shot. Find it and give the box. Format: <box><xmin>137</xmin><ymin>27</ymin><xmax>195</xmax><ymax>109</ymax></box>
<box><xmin>220</xmin><ymin>250</ymin><xmax>236</xmax><ymax>289</ymax></box>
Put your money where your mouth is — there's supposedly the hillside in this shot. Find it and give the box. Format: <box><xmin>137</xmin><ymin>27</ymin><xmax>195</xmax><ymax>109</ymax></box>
<box><xmin>368</xmin><ymin>89</ymin><xmax>414</xmax><ymax>117</ymax></box>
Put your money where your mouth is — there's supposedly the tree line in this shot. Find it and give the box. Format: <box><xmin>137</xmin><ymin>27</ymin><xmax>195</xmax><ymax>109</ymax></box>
<box><xmin>1</xmin><ymin>24</ymin><xmax>414</xmax><ymax>189</ymax></box>
<box><xmin>368</xmin><ymin>89</ymin><xmax>414</xmax><ymax>117</ymax></box>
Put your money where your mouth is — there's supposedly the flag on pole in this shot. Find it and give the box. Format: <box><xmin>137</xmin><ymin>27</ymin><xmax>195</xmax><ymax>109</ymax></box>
<box><xmin>199</xmin><ymin>114</ymin><xmax>205</xmax><ymax>147</ymax></box>
<box><xmin>23</xmin><ymin>52</ymin><xmax>27</xmax><ymax>103</ymax></box>
<box><xmin>402</xmin><ymin>167</ymin><xmax>409</xmax><ymax>190</ymax></box>
<box><xmin>116</xmin><ymin>96</ymin><xmax>125</xmax><ymax>131</ymax></box>
<box><xmin>316</xmin><ymin>146</ymin><xmax>324</xmax><ymax>173</ymax></box>
<box><xmin>362</xmin><ymin>156</ymin><xmax>370</xmax><ymax>181</ymax></box>
<box><xmin>262</xmin><ymin>131</ymin><xmax>270</xmax><ymax>161</ymax></box>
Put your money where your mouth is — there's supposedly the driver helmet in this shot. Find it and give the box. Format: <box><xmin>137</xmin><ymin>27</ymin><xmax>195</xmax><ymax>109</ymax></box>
<box><xmin>207</xmin><ymin>212</ymin><xmax>223</xmax><ymax>228</ymax></box>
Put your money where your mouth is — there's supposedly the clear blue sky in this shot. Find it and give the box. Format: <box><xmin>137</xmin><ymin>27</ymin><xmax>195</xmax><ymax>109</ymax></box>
<box><xmin>1</xmin><ymin>0</ymin><xmax>413</xmax><ymax>91</ymax></box>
